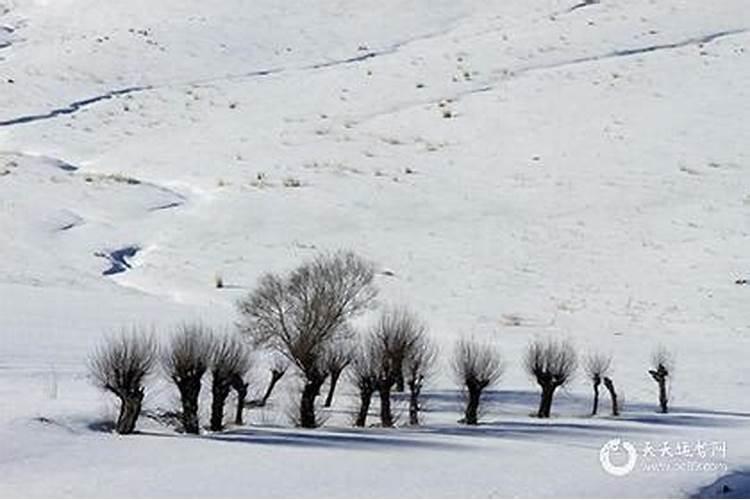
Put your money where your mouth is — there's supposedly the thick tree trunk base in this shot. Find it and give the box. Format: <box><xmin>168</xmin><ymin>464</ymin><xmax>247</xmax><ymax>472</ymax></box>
<box><xmin>355</xmin><ymin>391</ymin><xmax>373</xmax><ymax>427</ymax></box>
<box><xmin>115</xmin><ymin>393</ymin><xmax>143</xmax><ymax>435</ymax></box>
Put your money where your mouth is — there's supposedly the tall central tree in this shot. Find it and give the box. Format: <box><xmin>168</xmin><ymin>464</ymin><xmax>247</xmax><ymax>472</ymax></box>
<box><xmin>237</xmin><ymin>251</ymin><xmax>377</xmax><ymax>428</ymax></box>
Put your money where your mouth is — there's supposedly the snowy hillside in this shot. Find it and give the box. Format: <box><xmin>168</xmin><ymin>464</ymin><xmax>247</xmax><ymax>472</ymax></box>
<box><xmin>0</xmin><ymin>0</ymin><xmax>748</xmax><ymax>497</ymax></box>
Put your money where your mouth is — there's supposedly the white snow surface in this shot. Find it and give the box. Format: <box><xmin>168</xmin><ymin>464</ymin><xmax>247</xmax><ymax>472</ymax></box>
<box><xmin>0</xmin><ymin>0</ymin><xmax>749</xmax><ymax>497</ymax></box>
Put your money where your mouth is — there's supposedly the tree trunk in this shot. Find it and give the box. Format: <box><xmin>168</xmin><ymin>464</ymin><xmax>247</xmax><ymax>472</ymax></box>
<box><xmin>649</xmin><ymin>367</ymin><xmax>669</xmax><ymax>414</ymax></box>
<box><xmin>592</xmin><ymin>376</ymin><xmax>601</xmax><ymax>416</ymax></box>
<box><xmin>465</xmin><ymin>386</ymin><xmax>481</xmax><ymax>425</ymax></box>
<box><xmin>115</xmin><ymin>391</ymin><xmax>143</xmax><ymax>434</ymax></box>
<box><xmin>232</xmin><ymin>378</ymin><xmax>248</xmax><ymax>425</ymax></box>
<box><xmin>537</xmin><ymin>384</ymin><xmax>555</xmax><ymax>418</ymax></box>
<box><xmin>324</xmin><ymin>370</ymin><xmax>341</xmax><ymax>408</ymax></box>
<box><xmin>355</xmin><ymin>389</ymin><xmax>373</xmax><ymax>427</ymax></box>
<box><xmin>658</xmin><ymin>379</ymin><xmax>668</xmax><ymax>414</ymax></box>
<box><xmin>299</xmin><ymin>379</ymin><xmax>323</xmax><ymax>428</ymax></box>
<box><xmin>379</xmin><ymin>383</ymin><xmax>393</xmax><ymax>427</ymax></box>
<box><xmin>603</xmin><ymin>376</ymin><xmax>619</xmax><ymax>416</ymax></box>
<box><xmin>408</xmin><ymin>380</ymin><xmax>422</xmax><ymax>426</ymax></box>
<box><xmin>260</xmin><ymin>369</ymin><xmax>285</xmax><ymax>406</ymax></box>
<box><xmin>394</xmin><ymin>364</ymin><xmax>405</xmax><ymax>393</ymax></box>
<box><xmin>177</xmin><ymin>379</ymin><xmax>202</xmax><ymax>434</ymax></box>
<box><xmin>210</xmin><ymin>381</ymin><xmax>231</xmax><ymax>431</ymax></box>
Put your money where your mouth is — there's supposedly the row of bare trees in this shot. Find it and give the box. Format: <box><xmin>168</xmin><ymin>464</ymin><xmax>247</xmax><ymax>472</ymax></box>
<box><xmin>90</xmin><ymin>324</ymin><xmax>261</xmax><ymax>435</ymax></box>
<box><xmin>90</xmin><ymin>250</ymin><xmax>674</xmax><ymax>434</ymax></box>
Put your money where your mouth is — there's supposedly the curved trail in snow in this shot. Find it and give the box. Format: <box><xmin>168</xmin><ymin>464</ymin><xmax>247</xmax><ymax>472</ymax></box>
<box><xmin>0</xmin><ymin>18</ymin><xmax>465</xmax><ymax>129</ymax></box>
<box><xmin>351</xmin><ymin>27</ymin><xmax>749</xmax><ymax>126</ymax></box>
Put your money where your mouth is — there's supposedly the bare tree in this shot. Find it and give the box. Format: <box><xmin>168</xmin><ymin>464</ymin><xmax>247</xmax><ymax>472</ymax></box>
<box><xmin>525</xmin><ymin>338</ymin><xmax>577</xmax><ymax>418</ymax></box>
<box><xmin>348</xmin><ymin>341</ymin><xmax>379</xmax><ymax>427</ymax></box>
<box><xmin>404</xmin><ymin>334</ymin><xmax>438</xmax><ymax>425</ymax></box>
<box><xmin>452</xmin><ymin>338</ymin><xmax>504</xmax><ymax>425</ymax></box>
<box><xmin>584</xmin><ymin>352</ymin><xmax>612</xmax><ymax>416</ymax></box>
<box><xmin>237</xmin><ymin>251</ymin><xmax>377</xmax><ymax>428</ymax></box>
<box><xmin>369</xmin><ymin>308</ymin><xmax>426</xmax><ymax>427</ymax></box>
<box><xmin>88</xmin><ymin>330</ymin><xmax>156</xmax><ymax>434</ymax></box>
<box><xmin>163</xmin><ymin>323</ymin><xmax>214</xmax><ymax>434</ymax></box>
<box><xmin>210</xmin><ymin>335</ymin><xmax>252</xmax><ymax>431</ymax></box>
<box><xmin>323</xmin><ymin>339</ymin><xmax>353</xmax><ymax>408</ymax></box>
<box><xmin>649</xmin><ymin>346</ymin><xmax>673</xmax><ymax>414</ymax></box>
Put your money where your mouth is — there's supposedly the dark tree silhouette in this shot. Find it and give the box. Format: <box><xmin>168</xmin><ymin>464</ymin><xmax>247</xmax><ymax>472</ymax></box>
<box><xmin>649</xmin><ymin>346</ymin><xmax>673</xmax><ymax>414</ymax></box>
<box><xmin>370</xmin><ymin>308</ymin><xmax>426</xmax><ymax>427</ymax></box>
<box><xmin>163</xmin><ymin>324</ymin><xmax>213</xmax><ymax>434</ymax></box>
<box><xmin>89</xmin><ymin>330</ymin><xmax>156</xmax><ymax>434</ymax></box>
<box><xmin>584</xmin><ymin>352</ymin><xmax>611</xmax><ymax>416</ymax></box>
<box><xmin>603</xmin><ymin>376</ymin><xmax>620</xmax><ymax>416</ymax></box>
<box><xmin>452</xmin><ymin>338</ymin><xmax>504</xmax><ymax>425</ymax></box>
<box><xmin>238</xmin><ymin>251</ymin><xmax>377</xmax><ymax>428</ymax></box>
<box><xmin>349</xmin><ymin>341</ymin><xmax>379</xmax><ymax>427</ymax></box>
<box><xmin>209</xmin><ymin>335</ymin><xmax>251</xmax><ymax>431</ymax></box>
<box><xmin>525</xmin><ymin>338</ymin><xmax>577</xmax><ymax>418</ymax></box>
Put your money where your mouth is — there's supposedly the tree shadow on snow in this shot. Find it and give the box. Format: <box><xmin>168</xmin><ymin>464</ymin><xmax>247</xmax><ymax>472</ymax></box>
<box><xmin>145</xmin><ymin>426</ymin><xmax>469</xmax><ymax>450</ymax></box>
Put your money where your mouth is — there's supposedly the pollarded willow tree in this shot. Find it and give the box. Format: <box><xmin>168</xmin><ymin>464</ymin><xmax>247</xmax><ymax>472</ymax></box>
<box><xmin>237</xmin><ymin>251</ymin><xmax>377</xmax><ymax>428</ymax></box>
<box><xmin>525</xmin><ymin>338</ymin><xmax>578</xmax><ymax>418</ymax></box>
<box><xmin>649</xmin><ymin>346</ymin><xmax>673</xmax><ymax>414</ymax></box>
<box><xmin>370</xmin><ymin>307</ymin><xmax>427</xmax><ymax>427</ymax></box>
<box><xmin>88</xmin><ymin>329</ymin><xmax>156</xmax><ymax>434</ymax></box>
<box><xmin>584</xmin><ymin>352</ymin><xmax>611</xmax><ymax>416</ymax></box>
<box><xmin>163</xmin><ymin>323</ymin><xmax>214</xmax><ymax>434</ymax></box>
<box><xmin>452</xmin><ymin>337</ymin><xmax>504</xmax><ymax>425</ymax></box>
<box><xmin>210</xmin><ymin>334</ymin><xmax>252</xmax><ymax>431</ymax></box>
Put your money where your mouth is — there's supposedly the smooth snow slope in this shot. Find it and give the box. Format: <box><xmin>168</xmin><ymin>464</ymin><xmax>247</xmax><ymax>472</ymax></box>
<box><xmin>0</xmin><ymin>0</ymin><xmax>749</xmax><ymax>497</ymax></box>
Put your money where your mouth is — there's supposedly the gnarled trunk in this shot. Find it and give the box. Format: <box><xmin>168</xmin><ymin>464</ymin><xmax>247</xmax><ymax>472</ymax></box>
<box><xmin>603</xmin><ymin>376</ymin><xmax>619</xmax><ymax>416</ymax></box>
<box><xmin>355</xmin><ymin>389</ymin><xmax>374</xmax><ymax>427</ymax></box>
<box><xmin>657</xmin><ymin>380</ymin><xmax>668</xmax><ymax>413</ymax></box>
<box><xmin>649</xmin><ymin>366</ymin><xmax>669</xmax><ymax>414</ymax></box>
<box><xmin>176</xmin><ymin>378</ymin><xmax>202</xmax><ymax>434</ymax></box>
<box><xmin>115</xmin><ymin>391</ymin><xmax>143</xmax><ymax>434</ymax></box>
<box><xmin>299</xmin><ymin>378</ymin><xmax>324</xmax><ymax>428</ymax></box>
<box><xmin>465</xmin><ymin>386</ymin><xmax>482</xmax><ymax>425</ymax></box>
<box><xmin>210</xmin><ymin>380</ymin><xmax>232</xmax><ymax>431</ymax></box>
<box><xmin>537</xmin><ymin>384</ymin><xmax>556</xmax><ymax>418</ymax></box>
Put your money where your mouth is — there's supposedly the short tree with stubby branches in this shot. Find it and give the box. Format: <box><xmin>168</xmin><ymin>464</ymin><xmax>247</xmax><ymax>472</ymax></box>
<box><xmin>210</xmin><ymin>334</ymin><xmax>252</xmax><ymax>431</ymax></box>
<box><xmin>237</xmin><ymin>251</ymin><xmax>377</xmax><ymax>428</ymax></box>
<box><xmin>349</xmin><ymin>340</ymin><xmax>380</xmax><ymax>427</ymax></box>
<box><xmin>88</xmin><ymin>330</ymin><xmax>156</xmax><ymax>434</ymax></box>
<box><xmin>585</xmin><ymin>352</ymin><xmax>620</xmax><ymax>416</ymax></box>
<box><xmin>163</xmin><ymin>324</ymin><xmax>213</xmax><ymax>434</ymax></box>
<box><xmin>369</xmin><ymin>308</ymin><xmax>426</xmax><ymax>427</ymax></box>
<box><xmin>649</xmin><ymin>346</ymin><xmax>673</xmax><ymax>414</ymax></box>
<box><xmin>452</xmin><ymin>338</ymin><xmax>504</xmax><ymax>425</ymax></box>
<box><xmin>525</xmin><ymin>338</ymin><xmax>577</xmax><ymax>418</ymax></box>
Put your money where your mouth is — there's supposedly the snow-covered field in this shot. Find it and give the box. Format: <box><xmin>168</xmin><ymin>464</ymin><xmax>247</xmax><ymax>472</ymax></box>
<box><xmin>1</xmin><ymin>0</ymin><xmax>749</xmax><ymax>497</ymax></box>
